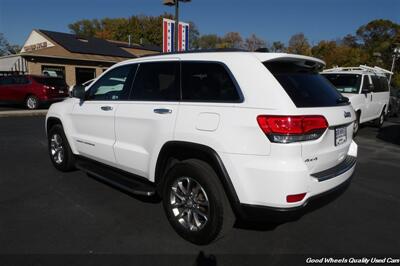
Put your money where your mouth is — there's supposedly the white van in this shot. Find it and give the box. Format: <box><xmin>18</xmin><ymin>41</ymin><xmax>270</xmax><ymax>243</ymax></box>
<box><xmin>322</xmin><ymin>65</ymin><xmax>391</xmax><ymax>135</ymax></box>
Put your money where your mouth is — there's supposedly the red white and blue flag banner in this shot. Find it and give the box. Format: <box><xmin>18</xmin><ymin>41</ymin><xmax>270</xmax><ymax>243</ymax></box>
<box><xmin>163</xmin><ymin>18</ymin><xmax>189</xmax><ymax>53</ymax></box>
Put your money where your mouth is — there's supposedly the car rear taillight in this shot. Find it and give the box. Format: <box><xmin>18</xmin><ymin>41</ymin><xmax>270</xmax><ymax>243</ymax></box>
<box><xmin>257</xmin><ymin>115</ymin><xmax>328</xmax><ymax>143</ymax></box>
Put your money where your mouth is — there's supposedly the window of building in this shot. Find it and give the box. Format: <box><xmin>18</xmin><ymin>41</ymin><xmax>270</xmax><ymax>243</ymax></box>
<box><xmin>181</xmin><ymin>62</ymin><xmax>241</xmax><ymax>102</ymax></box>
<box><xmin>75</xmin><ymin>68</ymin><xmax>96</xmax><ymax>85</ymax></box>
<box><xmin>42</xmin><ymin>65</ymin><xmax>65</xmax><ymax>79</ymax></box>
<box><xmin>130</xmin><ymin>62</ymin><xmax>179</xmax><ymax>101</ymax></box>
<box><xmin>87</xmin><ymin>65</ymin><xmax>136</xmax><ymax>101</ymax></box>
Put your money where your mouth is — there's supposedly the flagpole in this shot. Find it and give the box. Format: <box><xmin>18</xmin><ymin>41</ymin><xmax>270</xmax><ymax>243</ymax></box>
<box><xmin>174</xmin><ymin>0</ymin><xmax>179</xmax><ymax>52</ymax></box>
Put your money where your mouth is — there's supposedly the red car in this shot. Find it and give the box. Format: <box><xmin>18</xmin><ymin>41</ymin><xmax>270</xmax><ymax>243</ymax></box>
<box><xmin>0</xmin><ymin>74</ymin><xmax>69</xmax><ymax>109</ymax></box>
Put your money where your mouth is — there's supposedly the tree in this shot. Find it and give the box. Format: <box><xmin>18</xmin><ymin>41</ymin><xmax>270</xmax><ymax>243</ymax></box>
<box><xmin>311</xmin><ymin>40</ymin><xmax>368</xmax><ymax>68</ymax></box>
<box><xmin>188</xmin><ymin>21</ymin><xmax>200</xmax><ymax>49</ymax></box>
<box><xmin>197</xmin><ymin>34</ymin><xmax>221</xmax><ymax>49</ymax></box>
<box><xmin>270</xmin><ymin>41</ymin><xmax>286</xmax><ymax>52</ymax></box>
<box><xmin>219</xmin><ymin>32</ymin><xmax>243</xmax><ymax>49</ymax></box>
<box><xmin>341</xmin><ymin>34</ymin><xmax>359</xmax><ymax>48</ymax></box>
<box><xmin>288</xmin><ymin>33</ymin><xmax>311</xmax><ymax>55</ymax></box>
<box><xmin>356</xmin><ymin>19</ymin><xmax>400</xmax><ymax>67</ymax></box>
<box><xmin>68</xmin><ymin>13</ymin><xmax>175</xmax><ymax>47</ymax></box>
<box><xmin>0</xmin><ymin>33</ymin><xmax>21</xmax><ymax>56</ymax></box>
<box><xmin>245</xmin><ymin>34</ymin><xmax>267</xmax><ymax>51</ymax></box>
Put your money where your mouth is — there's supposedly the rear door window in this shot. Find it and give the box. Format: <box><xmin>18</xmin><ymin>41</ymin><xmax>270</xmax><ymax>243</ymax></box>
<box><xmin>371</xmin><ymin>75</ymin><xmax>389</xmax><ymax>92</ymax></box>
<box><xmin>264</xmin><ymin>61</ymin><xmax>345</xmax><ymax>107</ymax></box>
<box><xmin>181</xmin><ymin>62</ymin><xmax>241</xmax><ymax>102</ymax></box>
<box><xmin>378</xmin><ymin>76</ymin><xmax>389</xmax><ymax>92</ymax></box>
<box><xmin>130</xmin><ymin>62</ymin><xmax>179</xmax><ymax>101</ymax></box>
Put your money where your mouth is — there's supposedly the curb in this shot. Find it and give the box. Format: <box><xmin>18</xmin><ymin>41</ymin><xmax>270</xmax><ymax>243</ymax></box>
<box><xmin>0</xmin><ymin>110</ymin><xmax>48</xmax><ymax>118</ymax></box>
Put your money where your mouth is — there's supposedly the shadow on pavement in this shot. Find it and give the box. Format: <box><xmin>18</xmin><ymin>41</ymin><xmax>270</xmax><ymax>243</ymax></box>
<box><xmin>194</xmin><ymin>251</ymin><xmax>217</xmax><ymax>266</ymax></box>
<box><xmin>377</xmin><ymin>125</ymin><xmax>400</xmax><ymax>145</ymax></box>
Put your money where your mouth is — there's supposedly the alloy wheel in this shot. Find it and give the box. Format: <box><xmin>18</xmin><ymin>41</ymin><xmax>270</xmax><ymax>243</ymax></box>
<box><xmin>50</xmin><ymin>134</ymin><xmax>64</xmax><ymax>164</ymax></box>
<box><xmin>169</xmin><ymin>177</ymin><xmax>210</xmax><ymax>232</ymax></box>
<box><xmin>26</xmin><ymin>97</ymin><xmax>38</xmax><ymax>109</ymax></box>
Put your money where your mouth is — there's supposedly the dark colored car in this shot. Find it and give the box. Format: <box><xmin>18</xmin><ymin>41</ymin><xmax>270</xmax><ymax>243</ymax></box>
<box><xmin>0</xmin><ymin>74</ymin><xmax>69</xmax><ymax>109</ymax></box>
<box><xmin>389</xmin><ymin>87</ymin><xmax>400</xmax><ymax>117</ymax></box>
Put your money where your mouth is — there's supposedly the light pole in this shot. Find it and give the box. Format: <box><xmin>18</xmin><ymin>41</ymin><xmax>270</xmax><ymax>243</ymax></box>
<box><xmin>163</xmin><ymin>0</ymin><xmax>191</xmax><ymax>52</ymax></box>
<box><xmin>389</xmin><ymin>46</ymin><xmax>400</xmax><ymax>84</ymax></box>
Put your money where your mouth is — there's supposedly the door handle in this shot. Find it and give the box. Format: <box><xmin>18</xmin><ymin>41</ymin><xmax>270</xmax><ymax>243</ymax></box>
<box><xmin>153</xmin><ymin>108</ymin><xmax>172</xmax><ymax>114</ymax></box>
<box><xmin>101</xmin><ymin>106</ymin><xmax>113</xmax><ymax>111</ymax></box>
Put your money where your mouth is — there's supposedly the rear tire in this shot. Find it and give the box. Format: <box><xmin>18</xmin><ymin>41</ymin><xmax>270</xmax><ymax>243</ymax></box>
<box><xmin>25</xmin><ymin>95</ymin><xmax>39</xmax><ymax>110</ymax></box>
<box><xmin>162</xmin><ymin>159</ymin><xmax>234</xmax><ymax>245</ymax></box>
<box><xmin>48</xmin><ymin>124</ymin><xmax>75</xmax><ymax>172</ymax></box>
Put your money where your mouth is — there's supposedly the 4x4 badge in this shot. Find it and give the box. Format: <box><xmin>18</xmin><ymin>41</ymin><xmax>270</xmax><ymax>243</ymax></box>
<box><xmin>344</xmin><ymin>111</ymin><xmax>351</xmax><ymax>118</ymax></box>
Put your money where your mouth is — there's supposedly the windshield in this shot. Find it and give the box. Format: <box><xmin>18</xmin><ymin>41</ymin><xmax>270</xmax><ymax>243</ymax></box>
<box><xmin>322</xmin><ymin>74</ymin><xmax>361</xmax><ymax>94</ymax></box>
<box><xmin>264</xmin><ymin>61</ymin><xmax>346</xmax><ymax>108</ymax></box>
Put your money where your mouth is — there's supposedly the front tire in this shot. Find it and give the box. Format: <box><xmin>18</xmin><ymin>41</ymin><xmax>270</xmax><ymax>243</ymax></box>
<box><xmin>375</xmin><ymin>109</ymin><xmax>385</xmax><ymax>128</ymax></box>
<box><xmin>162</xmin><ymin>159</ymin><xmax>234</xmax><ymax>245</ymax></box>
<box><xmin>48</xmin><ymin>124</ymin><xmax>75</xmax><ymax>172</ymax></box>
<box><xmin>353</xmin><ymin>112</ymin><xmax>360</xmax><ymax>137</ymax></box>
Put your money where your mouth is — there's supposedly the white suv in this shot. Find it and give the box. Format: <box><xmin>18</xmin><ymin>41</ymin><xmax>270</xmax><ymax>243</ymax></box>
<box><xmin>46</xmin><ymin>51</ymin><xmax>358</xmax><ymax>244</ymax></box>
<box><xmin>322</xmin><ymin>66</ymin><xmax>391</xmax><ymax>135</ymax></box>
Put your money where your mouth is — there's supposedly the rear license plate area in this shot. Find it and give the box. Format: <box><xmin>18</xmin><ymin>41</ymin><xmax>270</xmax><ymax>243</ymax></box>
<box><xmin>335</xmin><ymin>126</ymin><xmax>347</xmax><ymax>146</ymax></box>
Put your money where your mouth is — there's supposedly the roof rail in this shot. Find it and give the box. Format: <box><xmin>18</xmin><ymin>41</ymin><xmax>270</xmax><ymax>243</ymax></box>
<box><xmin>323</xmin><ymin>65</ymin><xmax>393</xmax><ymax>76</ymax></box>
<box><xmin>139</xmin><ymin>48</ymin><xmax>252</xmax><ymax>57</ymax></box>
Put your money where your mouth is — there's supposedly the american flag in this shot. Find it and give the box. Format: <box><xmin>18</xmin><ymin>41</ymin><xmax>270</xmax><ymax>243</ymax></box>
<box><xmin>163</xmin><ymin>18</ymin><xmax>189</xmax><ymax>53</ymax></box>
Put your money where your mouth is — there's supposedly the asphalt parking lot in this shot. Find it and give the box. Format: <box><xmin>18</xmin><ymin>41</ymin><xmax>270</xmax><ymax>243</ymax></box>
<box><xmin>0</xmin><ymin>116</ymin><xmax>399</xmax><ymax>264</ymax></box>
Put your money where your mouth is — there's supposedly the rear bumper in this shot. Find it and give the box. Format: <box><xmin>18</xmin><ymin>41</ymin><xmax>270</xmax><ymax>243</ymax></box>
<box><xmin>236</xmin><ymin>175</ymin><xmax>352</xmax><ymax>222</ymax></box>
<box><xmin>221</xmin><ymin>140</ymin><xmax>358</xmax><ymax>221</ymax></box>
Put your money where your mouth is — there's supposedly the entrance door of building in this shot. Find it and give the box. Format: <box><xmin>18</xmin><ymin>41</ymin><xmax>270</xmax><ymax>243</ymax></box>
<box><xmin>75</xmin><ymin>68</ymin><xmax>96</xmax><ymax>85</ymax></box>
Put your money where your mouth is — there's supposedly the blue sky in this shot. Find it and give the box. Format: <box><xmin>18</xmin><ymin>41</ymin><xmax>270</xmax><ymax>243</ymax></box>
<box><xmin>0</xmin><ymin>0</ymin><xmax>399</xmax><ymax>46</ymax></box>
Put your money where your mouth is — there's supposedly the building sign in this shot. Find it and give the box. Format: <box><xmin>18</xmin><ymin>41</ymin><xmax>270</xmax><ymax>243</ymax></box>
<box><xmin>23</xmin><ymin>42</ymin><xmax>48</xmax><ymax>52</ymax></box>
<box><xmin>163</xmin><ymin>18</ymin><xmax>189</xmax><ymax>53</ymax></box>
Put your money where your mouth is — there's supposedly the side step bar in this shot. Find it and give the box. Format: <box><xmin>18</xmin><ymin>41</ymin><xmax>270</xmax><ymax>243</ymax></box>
<box><xmin>75</xmin><ymin>158</ymin><xmax>156</xmax><ymax>197</ymax></box>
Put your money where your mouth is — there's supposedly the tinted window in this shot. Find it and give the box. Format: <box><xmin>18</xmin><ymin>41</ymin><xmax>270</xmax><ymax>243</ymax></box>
<box><xmin>0</xmin><ymin>76</ymin><xmax>16</xmax><ymax>85</ymax></box>
<box><xmin>378</xmin><ymin>76</ymin><xmax>389</xmax><ymax>92</ymax></box>
<box><xmin>131</xmin><ymin>62</ymin><xmax>179</xmax><ymax>101</ymax></box>
<box><xmin>361</xmin><ymin>75</ymin><xmax>371</xmax><ymax>92</ymax></box>
<box><xmin>371</xmin><ymin>76</ymin><xmax>382</xmax><ymax>92</ymax></box>
<box><xmin>87</xmin><ymin>65</ymin><xmax>136</xmax><ymax>101</ymax></box>
<box><xmin>322</xmin><ymin>74</ymin><xmax>361</xmax><ymax>94</ymax></box>
<box><xmin>181</xmin><ymin>62</ymin><xmax>240</xmax><ymax>102</ymax></box>
<box><xmin>14</xmin><ymin>76</ymin><xmax>29</xmax><ymax>84</ymax></box>
<box><xmin>265</xmin><ymin>61</ymin><xmax>345</xmax><ymax>107</ymax></box>
<box><xmin>33</xmin><ymin>77</ymin><xmax>67</xmax><ymax>87</ymax></box>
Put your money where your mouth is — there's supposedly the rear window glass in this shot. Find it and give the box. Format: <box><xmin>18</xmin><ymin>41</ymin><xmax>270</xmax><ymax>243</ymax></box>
<box><xmin>33</xmin><ymin>77</ymin><xmax>67</xmax><ymax>87</ymax></box>
<box><xmin>264</xmin><ymin>61</ymin><xmax>345</xmax><ymax>108</ymax></box>
<box><xmin>322</xmin><ymin>74</ymin><xmax>361</xmax><ymax>94</ymax></box>
<box><xmin>181</xmin><ymin>62</ymin><xmax>240</xmax><ymax>102</ymax></box>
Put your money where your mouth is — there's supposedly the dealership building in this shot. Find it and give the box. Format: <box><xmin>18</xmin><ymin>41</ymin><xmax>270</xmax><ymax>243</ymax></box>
<box><xmin>0</xmin><ymin>29</ymin><xmax>161</xmax><ymax>86</ymax></box>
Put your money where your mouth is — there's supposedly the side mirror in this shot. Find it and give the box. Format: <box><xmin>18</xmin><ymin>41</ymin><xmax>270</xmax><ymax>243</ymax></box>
<box><xmin>72</xmin><ymin>85</ymin><xmax>86</xmax><ymax>101</ymax></box>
